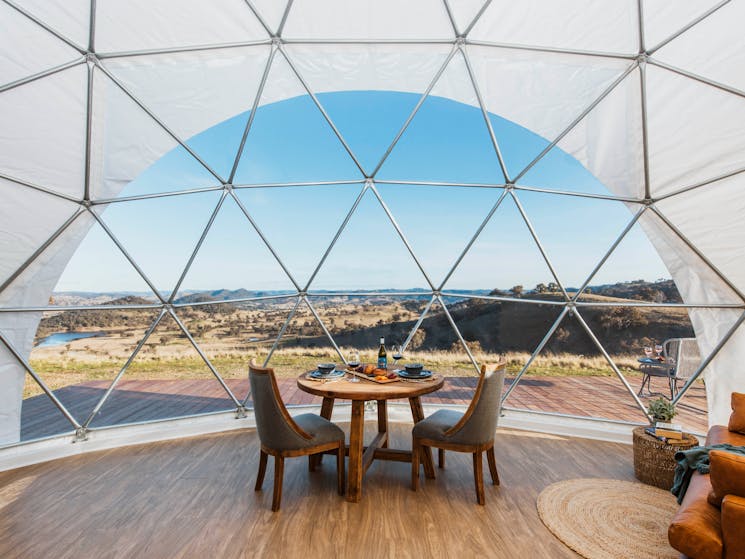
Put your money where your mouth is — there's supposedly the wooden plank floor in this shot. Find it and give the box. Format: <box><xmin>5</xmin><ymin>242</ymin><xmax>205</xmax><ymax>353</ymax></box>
<box><xmin>0</xmin><ymin>423</ymin><xmax>638</xmax><ymax>559</ymax></box>
<box><xmin>20</xmin><ymin>375</ymin><xmax>708</xmax><ymax>441</ymax></box>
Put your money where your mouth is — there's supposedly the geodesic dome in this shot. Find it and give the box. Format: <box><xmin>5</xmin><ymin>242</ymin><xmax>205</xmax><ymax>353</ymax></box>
<box><xmin>1</xmin><ymin>0</ymin><xmax>745</xmax><ymax>453</ymax></box>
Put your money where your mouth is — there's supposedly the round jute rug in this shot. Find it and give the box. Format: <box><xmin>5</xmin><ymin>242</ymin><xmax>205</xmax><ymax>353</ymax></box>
<box><xmin>537</xmin><ymin>478</ymin><xmax>679</xmax><ymax>559</ymax></box>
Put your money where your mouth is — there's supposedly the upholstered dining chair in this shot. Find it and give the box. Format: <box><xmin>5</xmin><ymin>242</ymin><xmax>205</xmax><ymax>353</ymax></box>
<box><xmin>249</xmin><ymin>360</ymin><xmax>345</xmax><ymax>511</ymax></box>
<box><xmin>411</xmin><ymin>362</ymin><xmax>506</xmax><ymax>505</ymax></box>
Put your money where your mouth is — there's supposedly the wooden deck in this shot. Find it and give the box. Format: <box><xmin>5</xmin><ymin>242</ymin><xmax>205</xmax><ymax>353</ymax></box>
<box><xmin>20</xmin><ymin>374</ymin><xmax>708</xmax><ymax>441</ymax></box>
<box><xmin>0</xmin><ymin>424</ymin><xmax>642</xmax><ymax>558</ymax></box>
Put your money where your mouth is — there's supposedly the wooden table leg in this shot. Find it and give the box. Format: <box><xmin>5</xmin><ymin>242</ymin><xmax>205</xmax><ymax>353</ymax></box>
<box><xmin>347</xmin><ymin>400</ymin><xmax>365</xmax><ymax>503</ymax></box>
<box><xmin>312</xmin><ymin>397</ymin><xmax>336</xmax><ymax>468</ymax></box>
<box><xmin>377</xmin><ymin>400</ymin><xmax>388</xmax><ymax>448</ymax></box>
<box><xmin>409</xmin><ymin>397</ymin><xmax>435</xmax><ymax>479</ymax></box>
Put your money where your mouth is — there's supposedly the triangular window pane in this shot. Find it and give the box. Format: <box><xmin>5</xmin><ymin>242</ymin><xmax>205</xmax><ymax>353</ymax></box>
<box><xmin>584</xmin><ymin>304</ymin><xmax>708</xmax><ymax>431</ymax></box>
<box><xmin>116</xmin><ymin>144</ymin><xmax>224</xmax><ymax>199</ymax></box>
<box><xmin>517</xmin><ymin>69</ymin><xmax>643</xmax><ymax>199</ymax></box>
<box><xmin>574</xmin><ymin>211</ymin><xmax>740</xmax><ymax>306</ymax></box>
<box><xmin>411</xmin><ymin>297</ymin><xmax>483</xmax><ymax>406</ymax></box>
<box><xmin>178</xmin><ymin>297</ymin><xmax>297</xmax><ymax>402</ymax></box>
<box><xmin>444</xmin><ymin>194</ymin><xmax>561</xmax><ymax>297</ymax></box>
<box><xmin>103</xmin><ymin>46</ymin><xmax>271</xmax><ymax>179</ymax></box>
<box><xmin>20</xmin><ymin>371</ymin><xmax>78</xmax><ymax>441</ymax></box>
<box><xmin>53</xmin><ymin>218</ymin><xmax>159</xmax><ymax>297</ymax></box>
<box><xmin>504</xmin><ymin>310</ymin><xmax>646</xmax><ymax>422</ymax></box>
<box><xmin>306</xmin><ymin>294</ymin><xmax>425</xmax><ymax>353</ymax></box>
<box><xmin>376</xmin><ymin>183</ymin><xmax>502</xmax><ymax>287</ymax></box>
<box><xmin>233</xmin><ymin>54</ymin><xmax>363</xmax><ymax>184</ymax></box>
<box><xmin>515</xmin><ymin>191</ymin><xmax>639</xmax><ymax>291</ymax></box>
<box><xmin>174</xmin><ymin>195</ymin><xmax>296</xmax><ymax>299</ymax></box>
<box><xmin>316</xmin><ymin>91</ymin><xmax>424</xmax><ymax>175</ymax></box>
<box><xmin>309</xmin><ymin>188</ymin><xmax>430</xmax><ymax>291</ymax></box>
<box><xmin>91</xmin><ymin>69</ymin><xmax>220</xmax><ymax>199</ymax></box>
<box><xmin>97</xmin><ymin>191</ymin><xmax>223</xmax><ymax>297</ymax></box>
<box><xmin>377</xmin><ymin>52</ymin><xmax>504</xmax><ymax>184</ymax></box>
<box><xmin>234</xmin><ymin>183</ymin><xmax>363</xmax><ymax>289</ymax></box>
<box><xmin>467</xmin><ymin>46</ymin><xmax>632</xmax><ymax>185</ymax></box>
<box><xmin>23</xmin><ymin>307</ymin><xmax>161</xmax><ymax>438</ymax></box>
<box><xmin>89</xmin><ymin>311</ymin><xmax>237</xmax><ymax>426</ymax></box>
<box><xmin>286</xmin><ymin>43</ymin><xmax>452</xmax><ymax>173</ymax></box>
<box><xmin>261</xmin><ymin>299</ymin><xmax>340</xmax><ymax>373</ymax></box>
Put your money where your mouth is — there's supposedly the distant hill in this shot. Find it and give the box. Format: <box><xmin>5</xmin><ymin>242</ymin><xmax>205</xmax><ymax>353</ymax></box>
<box><xmin>587</xmin><ymin>279</ymin><xmax>681</xmax><ymax>303</ymax></box>
<box><xmin>43</xmin><ymin>280</ymin><xmax>692</xmax><ymax>356</ymax></box>
<box><xmin>173</xmin><ymin>288</ymin><xmax>261</xmax><ymax>305</ymax></box>
<box><xmin>289</xmin><ymin>282</ymin><xmax>693</xmax><ymax>355</ymax></box>
<box><xmin>105</xmin><ymin>295</ymin><xmax>153</xmax><ymax>306</ymax></box>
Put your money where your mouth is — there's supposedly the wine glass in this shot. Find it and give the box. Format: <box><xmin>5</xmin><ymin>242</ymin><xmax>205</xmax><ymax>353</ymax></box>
<box><xmin>391</xmin><ymin>344</ymin><xmax>403</xmax><ymax>367</ymax></box>
<box><xmin>644</xmin><ymin>346</ymin><xmax>653</xmax><ymax>358</ymax></box>
<box><xmin>347</xmin><ymin>351</ymin><xmax>360</xmax><ymax>383</ymax></box>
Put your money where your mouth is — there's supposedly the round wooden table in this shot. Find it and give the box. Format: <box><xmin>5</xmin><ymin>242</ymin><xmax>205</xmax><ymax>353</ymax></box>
<box><xmin>297</xmin><ymin>372</ymin><xmax>445</xmax><ymax>502</ymax></box>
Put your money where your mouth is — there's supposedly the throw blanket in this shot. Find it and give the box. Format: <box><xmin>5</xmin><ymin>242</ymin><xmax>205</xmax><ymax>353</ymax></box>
<box><xmin>672</xmin><ymin>444</ymin><xmax>745</xmax><ymax>503</ymax></box>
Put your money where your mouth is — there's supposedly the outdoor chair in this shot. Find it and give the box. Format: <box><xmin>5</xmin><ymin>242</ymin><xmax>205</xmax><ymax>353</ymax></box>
<box><xmin>664</xmin><ymin>337</ymin><xmax>701</xmax><ymax>395</ymax></box>
<box><xmin>249</xmin><ymin>360</ymin><xmax>345</xmax><ymax>511</ymax></box>
<box><xmin>411</xmin><ymin>362</ymin><xmax>506</xmax><ymax>505</ymax></box>
<box><xmin>638</xmin><ymin>338</ymin><xmax>701</xmax><ymax>399</ymax></box>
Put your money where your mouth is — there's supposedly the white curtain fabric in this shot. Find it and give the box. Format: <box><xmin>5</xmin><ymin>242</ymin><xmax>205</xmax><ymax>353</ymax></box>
<box><xmin>1</xmin><ymin>0</ymin><xmax>744</xmax><ymax>443</ymax></box>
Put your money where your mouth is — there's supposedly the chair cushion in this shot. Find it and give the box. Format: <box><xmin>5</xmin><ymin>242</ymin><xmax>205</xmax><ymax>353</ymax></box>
<box><xmin>412</xmin><ymin>409</ymin><xmax>463</xmax><ymax>441</ymax></box>
<box><xmin>708</xmin><ymin>424</ymin><xmax>745</xmax><ymax>446</ymax></box>
<box><xmin>294</xmin><ymin>413</ymin><xmax>344</xmax><ymax>446</ymax></box>
<box><xmin>707</xmin><ymin>450</ymin><xmax>745</xmax><ymax>507</ymax></box>
<box><xmin>728</xmin><ymin>392</ymin><xmax>745</xmax><ymax>434</ymax></box>
<box><xmin>668</xmin><ymin>473</ymin><xmax>723</xmax><ymax>559</ymax></box>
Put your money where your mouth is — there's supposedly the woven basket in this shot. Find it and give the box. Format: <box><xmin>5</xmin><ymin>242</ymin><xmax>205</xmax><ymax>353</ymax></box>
<box><xmin>633</xmin><ymin>427</ymin><xmax>699</xmax><ymax>490</ymax></box>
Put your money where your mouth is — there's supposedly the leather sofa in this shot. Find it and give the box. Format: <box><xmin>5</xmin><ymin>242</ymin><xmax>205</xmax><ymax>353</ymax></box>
<box><xmin>668</xmin><ymin>420</ymin><xmax>745</xmax><ymax>558</ymax></box>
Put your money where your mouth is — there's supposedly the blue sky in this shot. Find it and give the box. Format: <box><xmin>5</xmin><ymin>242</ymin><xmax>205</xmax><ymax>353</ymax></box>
<box><xmin>56</xmin><ymin>91</ymin><xmax>669</xmax><ymax>294</ymax></box>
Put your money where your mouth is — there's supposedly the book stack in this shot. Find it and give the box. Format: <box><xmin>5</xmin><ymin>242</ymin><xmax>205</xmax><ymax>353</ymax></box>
<box><xmin>654</xmin><ymin>421</ymin><xmax>684</xmax><ymax>441</ymax></box>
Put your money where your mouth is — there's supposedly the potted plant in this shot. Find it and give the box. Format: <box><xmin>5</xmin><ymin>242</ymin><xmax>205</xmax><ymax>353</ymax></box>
<box><xmin>647</xmin><ymin>397</ymin><xmax>677</xmax><ymax>423</ymax></box>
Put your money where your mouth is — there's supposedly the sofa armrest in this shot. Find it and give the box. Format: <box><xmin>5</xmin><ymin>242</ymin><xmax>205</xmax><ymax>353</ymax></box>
<box><xmin>722</xmin><ymin>494</ymin><xmax>745</xmax><ymax>559</ymax></box>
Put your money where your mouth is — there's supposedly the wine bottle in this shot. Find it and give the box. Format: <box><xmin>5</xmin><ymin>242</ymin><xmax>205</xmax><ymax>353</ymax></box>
<box><xmin>377</xmin><ymin>337</ymin><xmax>387</xmax><ymax>370</ymax></box>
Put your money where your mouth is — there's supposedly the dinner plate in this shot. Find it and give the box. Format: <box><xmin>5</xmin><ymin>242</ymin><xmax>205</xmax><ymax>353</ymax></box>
<box><xmin>308</xmin><ymin>369</ymin><xmax>345</xmax><ymax>379</ymax></box>
<box><xmin>396</xmin><ymin>369</ymin><xmax>433</xmax><ymax>379</ymax></box>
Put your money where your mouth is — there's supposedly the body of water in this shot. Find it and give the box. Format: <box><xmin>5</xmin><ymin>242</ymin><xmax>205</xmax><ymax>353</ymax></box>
<box><xmin>35</xmin><ymin>331</ymin><xmax>107</xmax><ymax>348</ymax></box>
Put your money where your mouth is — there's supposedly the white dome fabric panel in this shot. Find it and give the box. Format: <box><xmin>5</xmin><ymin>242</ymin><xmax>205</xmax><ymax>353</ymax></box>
<box><xmin>1</xmin><ymin>0</ymin><xmax>745</xmax><ymax>445</ymax></box>
<box><xmin>94</xmin><ymin>0</ymin><xmax>268</xmax><ymax>53</ymax></box>
<box><xmin>0</xmin><ymin>1</ymin><xmax>82</xmax><ymax>86</ymax></box>
<box><xmin>470</xmin><ymin>0</ymin><xmax>639</xmax><ymax>54</ymax></box>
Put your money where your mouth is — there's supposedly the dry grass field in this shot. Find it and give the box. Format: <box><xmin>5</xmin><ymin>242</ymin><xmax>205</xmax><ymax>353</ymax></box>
<box><xmin>26</xmin><ymin>292</ymin><xmax>689</xmax><ymax>399</ymax></box>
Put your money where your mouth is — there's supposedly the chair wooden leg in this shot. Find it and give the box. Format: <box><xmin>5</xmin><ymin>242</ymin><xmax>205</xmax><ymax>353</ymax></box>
<box><xmin>411</xmin><ymin>438</ymin><xmax>420</xmax><ymax>491</ymax></box>
<box><xmin>255</xmin><ymin>450</ymin><xmax>268</xmax><ymax>491</ymax></box>
<box><xmin>438</xmin><ymin>448</ymin><xmax>445</xmax><ymax>469</ymax></box>
<box><xmin>337</xmin><ymin>442</ymin><xmax>345</xmax><ymax>496</ymax></box>
<box><xmin>486</xmin><ymin>446</ymin><xmax>500</xmax><ymax>486</ymax></box>
<box><xmin>422</xmin><ymin>445</ymin><xmax>435</xmax><ymax>479</ymax></box>
<box><xmin>272</xmin><ymin>456</ymin><xmax>284</xmax><ymax>512</ymax></box>
<box><xmin>308</xmin><ymin>454</ymin><xmax>316</xmax><ymax>472</ymax></box>
<box><xmin>473</xmin><ymin>451</ymin><xmax>485</xmax><ymax>505</ymax></box>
